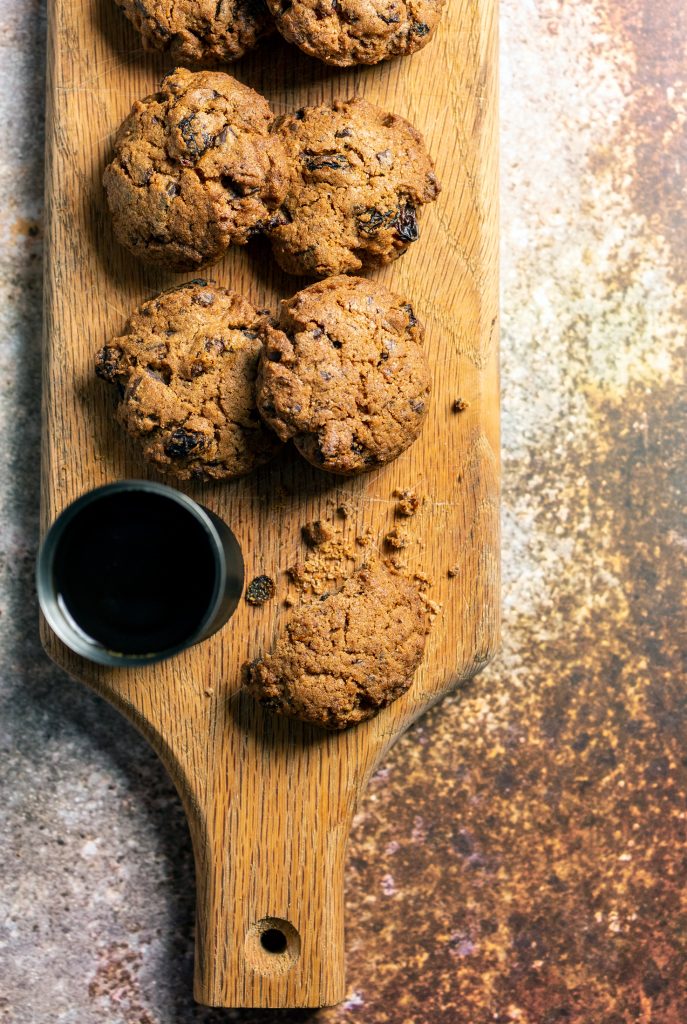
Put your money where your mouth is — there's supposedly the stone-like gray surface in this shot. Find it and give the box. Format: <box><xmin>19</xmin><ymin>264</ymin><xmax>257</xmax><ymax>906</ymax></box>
<box><xmin>2</xmin><ymin>0</ymin><xmax>686</xmax><ymax>1022</ymax></box>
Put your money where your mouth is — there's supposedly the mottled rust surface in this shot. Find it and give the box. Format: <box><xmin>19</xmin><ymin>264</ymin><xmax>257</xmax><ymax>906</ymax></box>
<box><xmin>1</xmin><ymin>0</ymin><xmax>686</xmax><ymax>1021</ymax></box>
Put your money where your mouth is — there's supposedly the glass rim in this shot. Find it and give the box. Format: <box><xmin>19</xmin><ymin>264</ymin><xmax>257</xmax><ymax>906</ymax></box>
<box><xmin>36</xmin><ymin>479</ymin><xmax>228</xmax><ymax>667</ymax></box>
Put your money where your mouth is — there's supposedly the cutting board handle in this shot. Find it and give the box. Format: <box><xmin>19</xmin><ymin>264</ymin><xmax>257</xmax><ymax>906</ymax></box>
<box><xmin>182</xmin><ymin>719</ymin><xmax>351</xmax><ymax>1008</ymax></box>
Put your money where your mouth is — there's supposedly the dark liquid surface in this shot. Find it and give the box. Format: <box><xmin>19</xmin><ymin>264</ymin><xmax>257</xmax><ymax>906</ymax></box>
<box><xmin>53</xmin><ymin>491</ymin><xmax>217</xmax><ymax>655</ymax></box>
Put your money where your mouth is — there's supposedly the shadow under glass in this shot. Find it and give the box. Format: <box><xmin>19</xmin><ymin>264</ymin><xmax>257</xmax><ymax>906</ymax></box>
<box><xmin>52</xmin><ymin>490</ymin><xmax>217</xmax><ymax>656</ymax></box>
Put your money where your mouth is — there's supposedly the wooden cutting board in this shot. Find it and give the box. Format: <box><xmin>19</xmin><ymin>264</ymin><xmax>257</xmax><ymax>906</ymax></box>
<box><xmin>41</xmin><ymin>0</ymin><xmax>499</xmax><ymax>1009</ymax></box>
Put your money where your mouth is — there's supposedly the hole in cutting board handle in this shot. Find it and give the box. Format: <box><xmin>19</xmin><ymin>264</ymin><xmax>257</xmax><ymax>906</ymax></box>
<box><xmin>261</xmin><ymin>928</ymin><xmax>288</xmax><ymax>954</ymax></box>
<box><xmin>245</xmin><ymin>918</ymin><xmax>301</xmax><ymax>975</ymax></box>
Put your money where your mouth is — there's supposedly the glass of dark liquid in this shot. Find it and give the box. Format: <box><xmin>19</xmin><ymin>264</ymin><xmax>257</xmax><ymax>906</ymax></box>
<box><xmin>37</xmin><ymin>481</ymin><xmax>244</xmax><ymax>666</ymax></box>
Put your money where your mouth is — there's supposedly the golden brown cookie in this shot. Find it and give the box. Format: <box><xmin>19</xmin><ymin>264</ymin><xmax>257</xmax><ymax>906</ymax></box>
<box><xmin>266</xmin><ymin>0</ymin><xmax>445</xmax><ymax>66</ymax></box>
<box><xmin>114</xmin><ymin>0</ymin><xmax>274</xmax><ymax>65</ymax></box>
<box><xmin>245</xmin><ymin>560</ymin><xmax>430</xmax><ymax>729</ymax></box>
<box><xmin>95</xmin><ymin>280</ymin><xmax>283</xmax><ymax>481</ymax></box>
<box><xmin>256</xmin><ymin>276</ymin><xmax>431</xmax><ymax>475</ymax></box>
<box><xmin>103</xmin><ymin>69</ymin><xmax>289</xmax><ymax>271</ymax></box>
<box><xmin>268</xmin><ymin>98</ymin><xmax>440</xmax><ymax>277</ymax></box>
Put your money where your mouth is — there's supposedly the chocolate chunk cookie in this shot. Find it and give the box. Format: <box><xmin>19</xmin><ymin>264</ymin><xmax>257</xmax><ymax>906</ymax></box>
<box><xmin>268</xmin><ymin>98</ymin><xmax>440</xmax><ymax>277</ymax></box>
<box><xmin>115</xmin><ymin>0</ymin><xmax>274</xmax><ymax>65</ymax></box>
<box><xmin>245</xmin><ymin>559</ymin><xmax>430</xmax><ymax>729</ymax></box>
<box><xmin>95</xmin><ymin>280</ymin><xmax>282</xmax><ymax>481</ymax></box>
<box><xmin>266</xmin><ymin>0</ymin><xmax>445</xmax><ymax>66</ymax></box>
<box><xmin>256</xmin><ymin>276</ymin><xmax>431</xmax><ymax>475</ymax></box>
<box><xmin>103</xmin><ymin>69</ymin><xmax>288</xmax><ymax>271</ymax></box>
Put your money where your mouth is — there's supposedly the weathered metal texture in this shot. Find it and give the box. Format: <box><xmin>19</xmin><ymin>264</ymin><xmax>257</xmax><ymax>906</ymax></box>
<box><xmin>0</xmin><ymin>0</ymin><xmax>685</xmax><ymax>1021</ymax></box>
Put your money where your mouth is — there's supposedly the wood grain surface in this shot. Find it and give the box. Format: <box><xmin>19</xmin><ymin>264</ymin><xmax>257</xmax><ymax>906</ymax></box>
<box><xmin>41</xmin><ymin>0</ymin><xmax>499</xmax><ymax>1009</ymax></box>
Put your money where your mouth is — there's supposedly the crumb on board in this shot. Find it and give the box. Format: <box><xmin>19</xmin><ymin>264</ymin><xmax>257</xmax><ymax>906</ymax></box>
<box><xmin>388</xmin><ymin>556</ymin><xmax>409</xmax><ymax>571</ymax></box>
<box><xmin>204</xmin><ymin>687</ymin><xmax>214</xmax><ymax>697</ymax></box>
<box><xmin>302</xmin><ymin>519</ymin><xmax>333</xmax><ymax>547</ymax></box>
<box><xmin>393</xmin><ymin>488</ymin><xmax>421</xmax><ymax>517</ymax></box>
<box><xmin>286</xmin><ymin>532</ymin><xmax>357</xmax><ymax>596</ymax></box>
<box><xmin>413</xmin><ymin>570</ymin><xmax>434</xmax><ymax>592</ymax></box>
<box><xmin>421</xmin><ymin>595</ymin><xmax>442</xmax><ymax>619</ymax></box>
<box><xmin>337</xmin><ymin>501</ymin><xmax>353</xmax><ymax>518</ymax></box>
<box><xmin>384</xmin><ymin>526</ymin><xmax>410</xmax><ymax>550</ymax></box>
<box><xmin>356</xmin><ymin>527</ymin><xmax>375</xmax><ymax>547</ymax></box>
<box><xmin>287</xmin><ymin>562</ymin><xmax>306</xmax><ymax>584</ymax></box>
<box><xmin>452</xmin><ymin>398</ymin><xmax>469</xmax><ymax>412</ymax></box>
<box><xmin>245</xmin><ymin>575</ymin><xmax>276</xmax><ymax>605</ymax></box>
<box><xmin>447</xmin><ymin>565</ymin><xmax>460</xmax><ymax>578</ymax></box>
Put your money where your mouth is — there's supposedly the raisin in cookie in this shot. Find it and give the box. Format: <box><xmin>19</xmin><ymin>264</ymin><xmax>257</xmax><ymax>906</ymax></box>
<box><xmin>268</xmin><ymin>98</ymin><xmax>440</xmax><ymax>277</ymax></box>
<box><xmin>267</xmin><ymin>0</ymin><xmax>445</xmax><ymax>66</ymax></box>
<box><xmin>96</xmin><ymin>280</ymin><xmax>282</xmax><ymax>481</ymax></box>
<box><xmin>256</xmin><ymin>276</ymin><xmax>431</xmax><ymax>475</ymax></box>
<box><xmin>103</xmin><ymin>69</ymin><xmax>288</xmax><ymax>271</ymax></box>
<box><xmin>245</xmin><ymin>560</ymin><xmax>430</xmax><ymax>729</ymax></box>
<box><xmin>115</xmin><ymin>0</ymin><xmax>274</xmax><ymax>65</ymax></box>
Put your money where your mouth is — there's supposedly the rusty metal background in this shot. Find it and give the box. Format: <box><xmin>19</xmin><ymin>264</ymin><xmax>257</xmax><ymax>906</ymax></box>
<box><xmin>0</xmin><ymin>1</ymin><xmax>685</xmax><ymax>1021</ymax></box>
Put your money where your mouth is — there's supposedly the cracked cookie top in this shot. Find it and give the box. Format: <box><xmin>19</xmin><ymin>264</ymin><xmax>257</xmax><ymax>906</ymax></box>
<box><xmin>267</xmin><ymin>98</ymin><xmax>440</xmax><ymax>277</ymax></box>
<box><xmin>114</xmin><ymin>0</ymin><xmax>275</xmax><ymax>65</ymax></box>
<box><xmin>256</xmin><ymin>275</ymin><xmax>431</xmax><ymax>476</ymax></box>
<box><xmin>245</xmin><ymin>559</ymin><xmax>430</xmax><ymax>730</ymax></box>
<box><xmin>266</xmin><ymin>0</ymin><xmax>446</xmax><ymax>66</ymax></box>
<box><xmin>95</xmin><ymin>280</ymin><xmax>283</xmax><ymax>482</ymax></box>
<box><xmin>103</xmin><ymin>69</ymin><xmax>289</xmax><ymax>271</ymax></box>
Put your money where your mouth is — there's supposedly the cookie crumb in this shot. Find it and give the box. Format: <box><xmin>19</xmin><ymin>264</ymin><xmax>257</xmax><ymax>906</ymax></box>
<box><xmin>413</xmin><ymin>570</ymin><xmax>434</xmax><ymax>592</ymax></box>
<box><xmin>389</xmin><ymin>557</ymin><xmax>409</xmax><ymax>571</ymax></box>
<box><xmin>204</xmin><ymin>687</ymin><xmax>214</xmax><ymax>697</ymax></box>
<box><xmin>356</xmin><ymin>527</ymin><xmax>375</xmax><ymax>547</ymax></box>
<box><xmin>287</xmin><ymin>562</ymin><xmax>307</xmax><ymax>584</ymax></box>
<box><xmin>302</xmin><ymin>520</ymin><xmax>333</xmax><ymax>547</ymax></box>
<box><xmin>394</xmin><ymin>488</ymin><xmax>421</xmax><ymax>516</ymax></box>
<box><xmin>447</xmin><ymin>565</ymin><xmax>460</xmax><ymax>578</ymax></box>
<box><xmin>422</xmin><ymin>596</ymin><xmax>443</xmax><ymax>618</ymax></box>
<box><xmin>452</xmin><ymin>398</ymin><xmax>469</xmax><ymax>412</ymax></box>
<box><xmin>337</xmin><ymin>502</ymin><xmax>353</xmax><ymax>519</ymax></box>
<box><xmin>246</xmin><ymin>575</ymin><xmax>276</xmax><ymax>605</ymax></box>
<box><xmin>286</xmin><ymin>533</ymin><xmax>357</xmax><ymax>596</ymax></box>
<box><xmin>384</xmin><ymin>527</ymin><xmax>410</xmax><ymax>550</ymax></box>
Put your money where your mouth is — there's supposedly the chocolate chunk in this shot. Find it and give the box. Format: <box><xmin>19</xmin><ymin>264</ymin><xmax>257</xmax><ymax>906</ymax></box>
<box><xmin>245</xmin><ymin>574</ymin><xmax>276</xmax><ymax>605</ymax></box>
<box><xmin>356</xmin><ymin>206</ymin><xmax>394</xmax><ymax>237</ymax></box>
<box><xmin>164</xmin><ymin>428</ymin><xmax>205</xmax><ymax>457</ymax></box>
<box><xmin>302</xmin><ymin>152</ymin><xmax>349</xmax><ymax>172</ymax></box>
<box><xmin>95</xmin><ymin>346</ymin><xmax>123</xmax><ymax>383</ymax></box>
<box><xmin>393</xmin><ymin>203</ymin><xmax>419</xmax><ymax>242</ymax></box>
